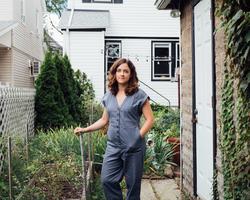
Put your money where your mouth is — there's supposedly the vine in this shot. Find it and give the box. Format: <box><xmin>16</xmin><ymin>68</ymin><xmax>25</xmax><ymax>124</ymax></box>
<box><xmin>217</xmin><ymin>1</ymin><xmax>250</xmax><ymax>199</ymax></box>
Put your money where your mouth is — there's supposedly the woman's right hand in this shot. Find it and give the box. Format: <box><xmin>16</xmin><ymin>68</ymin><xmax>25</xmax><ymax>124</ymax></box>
<box><xmin>74</xmin><ymin>127</ymin><xmax>88</xmax><ymax>136</ymax></box>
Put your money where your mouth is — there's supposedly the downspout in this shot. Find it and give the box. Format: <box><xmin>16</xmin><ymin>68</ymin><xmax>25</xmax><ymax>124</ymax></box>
<box><xmin>65</xmin><ymin>6</ymin><xmax>74</xmax><ymax>56</ymax></box>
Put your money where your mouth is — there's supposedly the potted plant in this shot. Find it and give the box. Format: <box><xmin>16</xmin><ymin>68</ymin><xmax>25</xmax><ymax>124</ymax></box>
<box><xmin>164</xmin><ymin>123</ymin><xmax>180</xmax><ymax>166</ymax></box>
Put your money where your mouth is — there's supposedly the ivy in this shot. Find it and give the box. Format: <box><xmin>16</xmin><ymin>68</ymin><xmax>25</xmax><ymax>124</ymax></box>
<box><xmin>217</xmin><ymin>1</ymin><xmax>250</xmax><ymax>199</ymax></box>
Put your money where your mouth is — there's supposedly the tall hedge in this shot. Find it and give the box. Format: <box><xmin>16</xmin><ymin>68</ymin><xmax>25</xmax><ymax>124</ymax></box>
<box><xmin>35</xmin><ymin>51</ymin><xmax>70</xmax><ymax>130</ymax></box>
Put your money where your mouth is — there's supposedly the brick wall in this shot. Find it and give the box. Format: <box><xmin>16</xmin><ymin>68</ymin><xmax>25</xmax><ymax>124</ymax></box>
<box><xmin>214</xmin><ymin>0</ymin><xmax>224</xmax><ymax>198</ymax></box>
<box><xmin>180</xmin><ymin>0</ymin><xmax>194</xmax><ymax>197</ymax></box>
<box><xmin>180</xmin><ymin>0</ymin><xmax>224</xmax><ymax>199</ymax></box>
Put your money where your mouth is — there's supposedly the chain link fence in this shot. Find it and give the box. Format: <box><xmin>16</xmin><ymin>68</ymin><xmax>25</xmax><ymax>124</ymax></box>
<box><xmin>0</xmin><ymin>85</ymin><xmax>35</xmax><ymax>174</ymax></box>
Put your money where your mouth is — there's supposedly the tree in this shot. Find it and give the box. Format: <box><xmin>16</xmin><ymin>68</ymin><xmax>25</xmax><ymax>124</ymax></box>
<box><xmin>45</xmin><ymin>0</ymin><xmax>67</xmax><ymax>17</ymax></box>
<box><xmin>74</xmin><ymin>70</ymin><xmax>95</xmax><ymax>125</ymax></box>
<box><xmin>35</xmin><ymin>51</ymin><xmax>70</xmax><ymax>130</ymax></box>
<box><xmin>55</xmin><ymin>54</ymin><xmax>80</xmax><ymax>124</ymax></box>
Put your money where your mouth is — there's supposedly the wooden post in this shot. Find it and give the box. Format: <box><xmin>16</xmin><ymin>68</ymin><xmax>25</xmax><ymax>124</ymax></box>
<box><xmin>8</xmin><ymin>137</ymin><xmax>12</xmax><ymax>200</ymax></box>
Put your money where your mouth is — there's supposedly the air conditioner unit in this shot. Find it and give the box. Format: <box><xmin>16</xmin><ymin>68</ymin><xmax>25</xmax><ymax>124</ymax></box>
<box><xmin>31</xmin><ymin>61</ymin><xmax>40</xmax><ymax>77</ymax></box>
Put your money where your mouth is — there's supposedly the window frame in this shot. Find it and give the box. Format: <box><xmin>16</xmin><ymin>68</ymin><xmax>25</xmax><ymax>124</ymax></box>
<box><xmin>152</xmin><ymin>42</ymin><xmax>172</xmax><ymax>81</ymax></box>
<box><xmin>82</xmin><ymin>0</ymin><xmax>123</xmax><ymax>3</ymax></box>
<box><xmin>105</xmin><ymin>41</ymin><xmax>122</xmax><ymax>75</ymax></box>
<box><xmin>151</xmin><ymin>41</ymin><xmax>180</xmax><ymax>81</ymax></box>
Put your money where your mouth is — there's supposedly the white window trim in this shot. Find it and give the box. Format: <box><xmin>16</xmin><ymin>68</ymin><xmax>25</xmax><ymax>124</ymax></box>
<box><xmin>105</xmin><ymin>41</ymin><xmax>121</xmax><ymax>74</ymax></box>
<box><xmin>152</xmin><ymin>42</ymin><xmax>172</xmax><ymax>80</ymax></box>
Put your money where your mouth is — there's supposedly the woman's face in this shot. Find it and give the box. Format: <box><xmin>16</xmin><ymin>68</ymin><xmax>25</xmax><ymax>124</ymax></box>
<box><xmin>115</xmin><ymin>63</ymin><xmax>131</xmax><ymax>85</ymax></box>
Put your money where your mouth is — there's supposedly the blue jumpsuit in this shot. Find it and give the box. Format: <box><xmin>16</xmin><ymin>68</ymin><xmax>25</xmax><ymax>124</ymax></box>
<box><xmin>101</xmin><ymin>88</ymin><xmax>149</xmax><ymax>200</ymax></box>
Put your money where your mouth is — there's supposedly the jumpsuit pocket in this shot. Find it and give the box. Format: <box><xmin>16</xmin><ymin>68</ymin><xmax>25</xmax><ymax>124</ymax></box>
<box><xmin>122</xmin><ymin>126</ymin><xmax>142</xmax><ymax>151</ymax></box>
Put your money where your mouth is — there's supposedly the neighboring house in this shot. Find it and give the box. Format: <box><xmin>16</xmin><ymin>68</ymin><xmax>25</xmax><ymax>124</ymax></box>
<box><xmin>156</xmin><ymin>0</ymin><xmax>240</xmax><ymax>199</ymax></box>
<box><xmin>59</xmin><ymin>0</ymin><xmax>180</xmax><ymax>106</ymax></box>
<box><xmin>0</xmin><ymin>0</ymin><xmax>45</xmax><ymax>88</ymax></box>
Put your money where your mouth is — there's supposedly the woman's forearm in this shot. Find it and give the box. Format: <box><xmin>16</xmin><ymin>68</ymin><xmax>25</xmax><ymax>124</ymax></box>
<box><xmin>85</xmin><ymin>118</ymin><xmax>108</xmax><ymax>132</ymax></box>
<box><xmin>140</xmin><ymin>119</ymin><xmax>154</xmax><ymax>138</ymax></box>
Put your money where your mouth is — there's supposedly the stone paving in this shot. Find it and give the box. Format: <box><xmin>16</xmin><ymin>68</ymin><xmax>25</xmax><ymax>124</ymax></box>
<box><xmin>141</xmin><ymin>178</ymin><xmax>181</xmax><ymax>200</ymax></box>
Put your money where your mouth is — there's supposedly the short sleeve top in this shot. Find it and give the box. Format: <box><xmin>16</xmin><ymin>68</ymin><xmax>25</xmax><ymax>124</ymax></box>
<box><xmin>101</xmin><ymin>88</ymin><xmax>149</xmax><ymax>148</ymax></box>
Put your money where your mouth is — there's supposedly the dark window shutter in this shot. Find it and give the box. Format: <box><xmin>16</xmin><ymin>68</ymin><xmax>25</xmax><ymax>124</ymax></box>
<box><xmin>114</xmin><ymin>0</ymin><xmax>123</xmax><ymax>3</ymax></box>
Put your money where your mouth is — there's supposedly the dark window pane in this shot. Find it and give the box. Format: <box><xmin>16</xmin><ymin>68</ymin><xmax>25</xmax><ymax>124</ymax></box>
<box><xmin>154</xmin><ymin>61</ymin><xmax>170</xmax><ymax>77</ymax></box>
<box><xmin>82</xmin><ymin>0</ymin><xmax>91</xmax><ymax>2</ymax></box>
<box><xmin>155</xmin><ymin>47</ymin><xmax>169</xmax><ymax>59</ymax></box>
<box><xmin>107</xmin><ymin>57</ymin><xmax>118</xmax><ymax>71</ymax></box>
<box><xmin>114</xmin><ymin>0</ymin><xmax>123</xmax><ymax>3</ymax></box>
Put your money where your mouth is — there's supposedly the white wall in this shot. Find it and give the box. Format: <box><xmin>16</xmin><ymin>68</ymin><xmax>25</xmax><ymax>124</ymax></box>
<box><xmin>0</xmin><ymin>0</ymin><xmax>13</xmax><ymax>20</ymax></box>
<box><xmin>0</xmin><ymin>48</ymin><xmax>12</xmax><ymax>85</ymax></box>
<box><xmin>68</xmin><ymin>0</ymin><xmax>180</xmax><ymax>37</ymax></box>
<box><xmin>120</xmin><ymin>38</ymin><xmax>178</xmax><ymax>106</ymax></box>
<box><xmin>66</xmin><ymin>31</ymin><xmax>105</xmax><ymax>101</ymax></box>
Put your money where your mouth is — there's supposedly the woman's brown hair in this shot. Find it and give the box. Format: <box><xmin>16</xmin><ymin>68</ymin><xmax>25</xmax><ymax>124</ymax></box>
<box><xmin>108</xmin><ymin>58</ymin><xmax>139</xmax><ymax>96</ymax></box>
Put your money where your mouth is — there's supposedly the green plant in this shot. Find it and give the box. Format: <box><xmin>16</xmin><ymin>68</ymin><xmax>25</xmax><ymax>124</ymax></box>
<box><xmin>217</xmin><ymin>1</ymin><xmax>250</xmax><ymax>199</ymax></box>
<box><xmin>35</xmin><ymin>51</ymin><xmax>70</xmax><ymax>130</ymax></box>
<box><xmin>144</xmin><ymin>130</ymin><xmax>175</xmax><ymax>176</ymax></box>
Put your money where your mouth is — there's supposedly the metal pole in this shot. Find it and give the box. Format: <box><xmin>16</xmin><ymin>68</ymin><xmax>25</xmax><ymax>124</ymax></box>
<box><xmin>8</xmin><ymin>137</ymin><xmax>12</xmax><ymax>200</ymax></box>
<box><xmin>79</xmin><ymin>133</ymin><xmax>87</xmax><ymax>199</ymax></box>
<box><xmin>26</xmin><ymin>123</ymin><xmax>29</xmax><ymax>161</ymax></box>
<box><xmin>91</xmin><ymin>102</ymin><xmax>94</xmax><ymax>163</ymax></box>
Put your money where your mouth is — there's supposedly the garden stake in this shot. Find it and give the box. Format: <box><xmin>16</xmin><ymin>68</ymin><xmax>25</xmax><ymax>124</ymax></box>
<box><xmin>79</xmin><ymin>133</ymin><xmax>87</xmax><ymax>199</ymax></box>
<box><xmin>8</xmin><ymin>137</ymin><xmax>12</xmax><ymax>200</ymax></box>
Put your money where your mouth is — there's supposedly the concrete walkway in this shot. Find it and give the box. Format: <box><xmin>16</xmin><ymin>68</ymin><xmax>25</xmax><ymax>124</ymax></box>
<box><xmin>141</xmin><ymin>178</ymin><xmax>181</xmax><ymax>200</ymax></box>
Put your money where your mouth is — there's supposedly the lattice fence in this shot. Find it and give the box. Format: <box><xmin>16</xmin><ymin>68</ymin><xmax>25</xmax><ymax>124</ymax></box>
<box><xmin>0</xmin><ymin>86</ymin><xmax>35</xmax><ymax>173</ymax></box>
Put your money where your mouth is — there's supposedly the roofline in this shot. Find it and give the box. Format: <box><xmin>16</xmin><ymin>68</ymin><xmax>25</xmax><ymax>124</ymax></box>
<box><xmin>67</xmin><ymin>9</ymin><xmax>109</xmax><ymax>12</ymax></box>
<box><xmin>0</xmin><ymin>22</ymin><xmax>18</xmax><ymax>37</ymax></box>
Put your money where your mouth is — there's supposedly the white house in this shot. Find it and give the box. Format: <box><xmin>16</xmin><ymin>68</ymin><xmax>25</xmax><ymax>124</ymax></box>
<box><xmin>0</xmin><ymin>0</ymin><xmax>45</xmax><ymax>88</ymax></box>
<box><xmin>59</xmin><ymin>0</ymin><xmax>180</xmax><ymax>106</ymax></box>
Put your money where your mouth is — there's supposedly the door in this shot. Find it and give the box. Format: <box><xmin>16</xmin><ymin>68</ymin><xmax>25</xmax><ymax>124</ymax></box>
<box><xmin>194</xmin><ymin>0</ymin><xmax>213</xmax><ymax>199</ymax></box>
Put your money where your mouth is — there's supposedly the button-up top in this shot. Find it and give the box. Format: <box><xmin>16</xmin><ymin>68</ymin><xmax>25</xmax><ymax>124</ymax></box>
<box><xmin>102</xmin><ymin>89</ymin><xmax>149</xmax><ymax>150</ymax></box>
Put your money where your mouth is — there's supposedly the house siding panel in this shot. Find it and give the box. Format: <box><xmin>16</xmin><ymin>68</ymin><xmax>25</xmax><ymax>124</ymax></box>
<box><xmin>68</xmin><ymin>0</ymin><xmax>180</xmax><ymax>37</ymax></box>
<box><xmin>12</xmin><ymin>0</ymin><xmax>44</xmax><ymax>61</ymax></box>
<box><xmin>12</xmin><ymin>49</ymin><xmax>34</xmax><ymax>88</ymax></box>
<box><xmin>0</xmin><ymin>0</ymin><xmax>13</xmax><ymax>20</ymax></box>
<box><xmin>120</xmin><ymin>39</ymin><xmax>178</xmax><ymax>106</ymax></box>
<box><xmin>68</xmin><ymin>31</ymin><xmax>105</xmax><ymax>101</ymax></box>
<box><xmin>0</xmin><ymin>48</ymin><xmax>12</xmax><ymax>85</ymax></box>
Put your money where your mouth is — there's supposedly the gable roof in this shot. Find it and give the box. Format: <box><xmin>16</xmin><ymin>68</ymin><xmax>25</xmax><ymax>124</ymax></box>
<box><xmin>0</xmin><ymin>21</ymin><xmax>18</xmax><ymax>37</ymax></box>
<box><xmin>59</xmin><ymin>9</ymin><xmax>110</xmax><ymax>30</ymax></box>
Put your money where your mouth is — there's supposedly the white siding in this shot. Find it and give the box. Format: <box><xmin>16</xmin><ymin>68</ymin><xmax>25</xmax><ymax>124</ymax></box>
<box><xmin>68</xmin><ymin>0</ymin><xmax>180</xmax><ymax>37</ymax></box>
<box><xmin>0</xmin><ymin>0</ymin><xmax>13</xmax><ymax>20</ymax></box>
<box><xmin>121</xmin><ymin>39</ymin><xmax>178</xmax><ymax>106</ymax></box>
<box><xmin>67</xmin><ymin>31</ymin><xmax>105</xmax><ymax>101</ymax></box>
<box><xmin>12</xmin><ymin>0</ymin><xmax>44</xmax><ymax>61</ymax></box>
<box><xmin>1</xmin><ymin>0</ymin><xmax>45</xmax><ymax>88</ymax></box>
<box><xmin>12</xmin><ymin>49</ymin><xmax>34</xmax><ymax>88</ymax></box>
<box><xmin>0</xmin><ymin>48</ymin><xmax>12</xmax><ymax>85</ymax></box>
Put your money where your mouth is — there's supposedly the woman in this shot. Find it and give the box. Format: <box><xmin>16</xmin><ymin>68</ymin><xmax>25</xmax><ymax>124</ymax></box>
<box><xmin>74</xmin><ymin>58</ymin><xmax>154</xmax><ymax>200</ymax></box>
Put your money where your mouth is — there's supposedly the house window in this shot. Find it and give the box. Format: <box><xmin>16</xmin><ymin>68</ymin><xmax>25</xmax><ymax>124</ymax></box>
<box><xmin>21</xmin><ymin>0</ymin><xmax>26</xmax><ymax>23</ymax></box>
<box><xmin>105</xmin><ymin>41</ymin><xmax>121</xmax><ymax>73</ymax></box>
<box><xmin>152</xmin><ymin>42</ymin><xmax>172</xmax><ymax>80</ymax></box>
<box><xmin>152</xmin><ymin>41</ymin><xmax>180</xmax><ymax>81</ymax></box>
<box><xmin>82</xmin><ymin>0</ymin><xmax>123</xmax><ymax>3</ymax></box>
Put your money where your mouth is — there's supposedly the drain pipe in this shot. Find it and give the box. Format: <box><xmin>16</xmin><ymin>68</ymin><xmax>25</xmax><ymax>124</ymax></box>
<box><xmin>65</xmin><ymin>4</ymin><xmax>74</xmax><ymax>56</ymax></box>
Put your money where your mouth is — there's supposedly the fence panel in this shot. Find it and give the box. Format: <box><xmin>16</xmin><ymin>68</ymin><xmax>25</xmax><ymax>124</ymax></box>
<box><xmin>0</xmin><ymin>86</ymin><xmax>35</xmax><ymax>174</ymax></box>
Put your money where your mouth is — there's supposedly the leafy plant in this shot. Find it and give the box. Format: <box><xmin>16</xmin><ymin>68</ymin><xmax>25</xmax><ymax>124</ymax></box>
<box><xmin>144</xmin><ymin>130</ymin><xmax>175</xmax><ymax>176</ymax></box>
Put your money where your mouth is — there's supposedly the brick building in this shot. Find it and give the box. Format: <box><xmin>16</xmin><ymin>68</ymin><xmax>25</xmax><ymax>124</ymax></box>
<box><xmin>155</xmin><ymin>0</ymin><xmax>226</xmax><ymax>199</ymax></box>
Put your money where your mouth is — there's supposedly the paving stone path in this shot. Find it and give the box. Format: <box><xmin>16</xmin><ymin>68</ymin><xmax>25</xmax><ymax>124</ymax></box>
<box><xmin>141</xmin><ymin>178</ymin><xmax>181</xmax><ymax>200</ymax></box>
